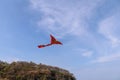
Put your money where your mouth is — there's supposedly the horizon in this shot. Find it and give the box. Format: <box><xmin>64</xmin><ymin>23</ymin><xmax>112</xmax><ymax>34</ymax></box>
<box><xmin>0</xmin><ymin>0</ymin><xmax>120</xmax><ymax>80</ymax></box>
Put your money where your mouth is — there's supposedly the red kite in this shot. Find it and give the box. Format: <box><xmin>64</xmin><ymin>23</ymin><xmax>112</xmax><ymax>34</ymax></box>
<box><xmin>38</xmin><ymin>34</ymin><xmax>62</xmax><ymax>48</ymax></box>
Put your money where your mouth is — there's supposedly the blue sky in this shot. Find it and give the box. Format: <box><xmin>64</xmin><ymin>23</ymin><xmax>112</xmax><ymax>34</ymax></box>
<box><xmin>0</xmin><ymin>0</ymin><xmax>120</xmax><ymax>80</ymax></box>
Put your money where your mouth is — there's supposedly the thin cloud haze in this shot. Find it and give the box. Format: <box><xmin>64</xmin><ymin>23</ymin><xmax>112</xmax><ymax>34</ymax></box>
<box><xmin>30</xmin><ymin>0</ymin><xmax>102</xmax><ymax>37</ymax></box>
<box><xmin>92</xmin><ymin>53</ymin><xmax>120</xmax><ymax>63</ymax></box>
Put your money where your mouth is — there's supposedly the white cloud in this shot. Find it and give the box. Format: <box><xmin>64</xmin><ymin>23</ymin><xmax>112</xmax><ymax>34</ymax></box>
<box><xmin>82</xmin><ymin>51</ymin><xmax>93</xmax><ymax>57</ymax></box>
<box><xmin>98</xmin><ymin>12</ymin><xmax>120</xmax><ymax>47</ymax></box>
<box><xmin>30</xmin><ymin>0</ymin><xmax>102</xmax><ymax>37</ymax></box>
<box><xmin>92</xmin><ymin>53</ymin><xmax>120</xmax><ymax>63</ymax></box>
<box><xmin>73</xmin><ymin>48</ymin><xmax>93</xmax><ymax>57</ymax></box>
<box><xmin>1</xmin><ymin>56</ymin><xmax>20</xmax><ymax>63</ymax></box>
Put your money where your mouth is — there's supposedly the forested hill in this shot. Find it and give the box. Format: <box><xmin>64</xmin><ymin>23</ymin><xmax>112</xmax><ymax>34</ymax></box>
<box><xmin>0</xmin><ymin>61</ymin><xmax>76</xmax><ymax>80</ymax></box>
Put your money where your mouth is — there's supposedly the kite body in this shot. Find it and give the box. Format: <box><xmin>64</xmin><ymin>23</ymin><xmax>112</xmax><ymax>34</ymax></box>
<box><xmin>38</xmin><ymin>35</ymin><xmax>62</xmax><ymax>48</ymax></box>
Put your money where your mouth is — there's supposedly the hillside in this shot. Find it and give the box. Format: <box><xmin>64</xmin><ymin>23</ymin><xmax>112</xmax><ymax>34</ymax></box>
<box><xmin>0</xmin><ymin>61</ymin><xmax>76</xmax><ymax>80</ymax></box>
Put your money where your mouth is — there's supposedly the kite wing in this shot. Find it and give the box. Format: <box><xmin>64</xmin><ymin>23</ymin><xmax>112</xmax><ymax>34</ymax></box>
<box><xmin>50</xmin><ymin>35</ymin><xmax>62</xmax><ymax>45</ymax></box>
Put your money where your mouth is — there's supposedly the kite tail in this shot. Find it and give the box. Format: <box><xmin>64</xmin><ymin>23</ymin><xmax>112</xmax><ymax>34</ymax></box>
<box><xmin>46</xmin><ymin>43</ymin><xmax>52</xmax><ymax>46</ymax></box>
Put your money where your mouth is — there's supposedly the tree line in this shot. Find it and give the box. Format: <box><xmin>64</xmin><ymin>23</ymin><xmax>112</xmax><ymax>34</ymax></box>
<box><xmin>0</xmin><ymin>61</ymin><xmax>76</xmax><ymax>80</ymax></box>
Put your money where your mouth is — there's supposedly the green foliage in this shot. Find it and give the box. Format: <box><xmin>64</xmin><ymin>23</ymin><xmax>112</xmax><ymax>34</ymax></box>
<box><xmin>0</xmin><ymin>61</ymin><xmax>76</xmax><ymax>80</ymax></box>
